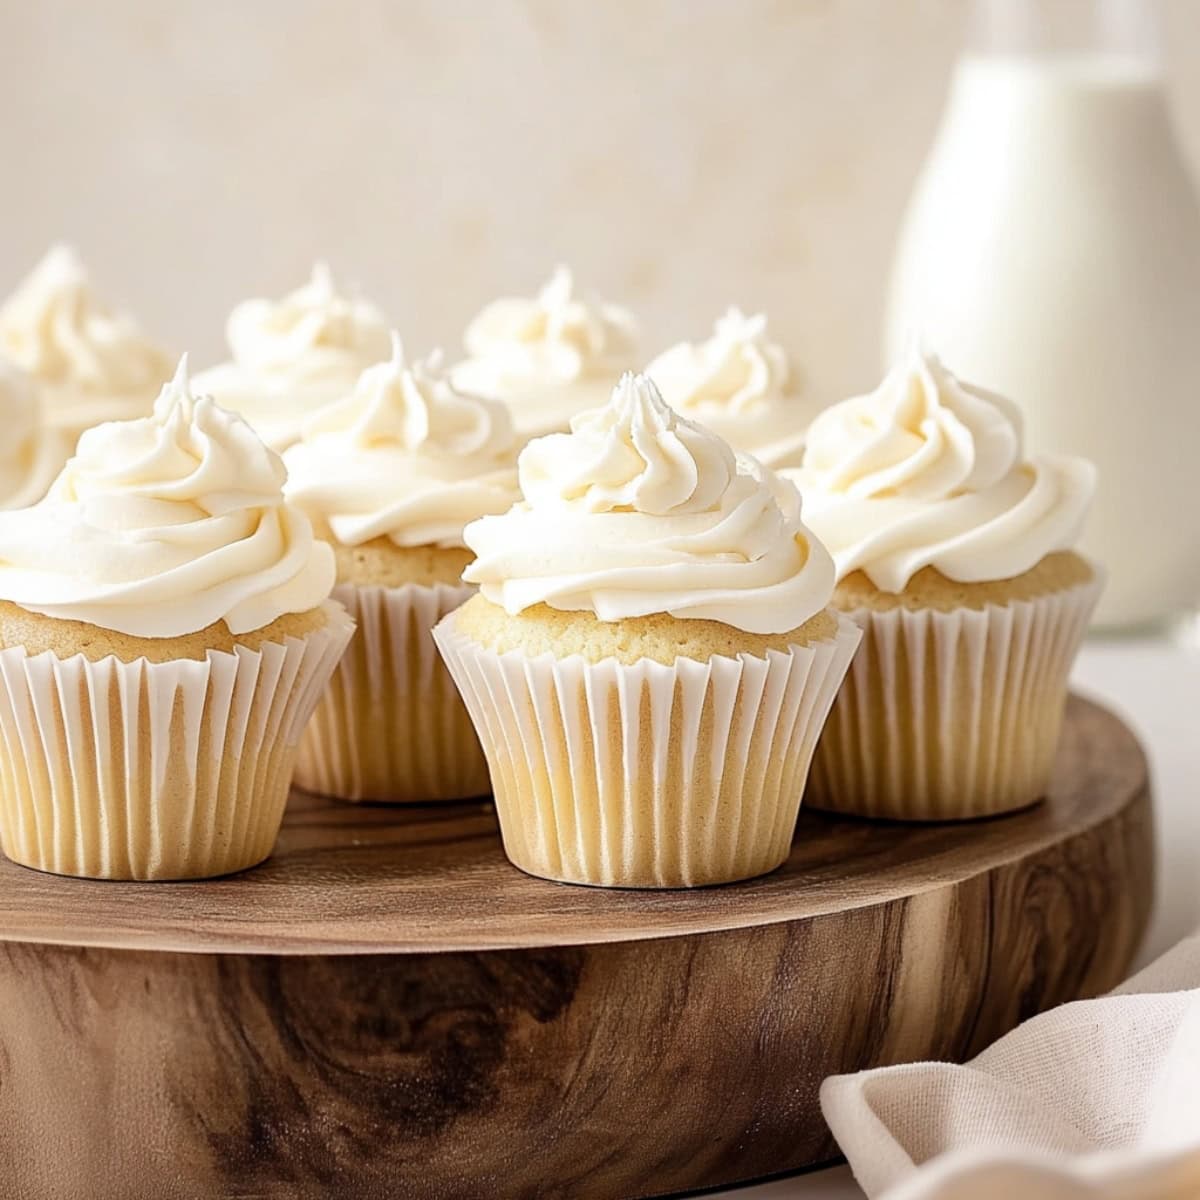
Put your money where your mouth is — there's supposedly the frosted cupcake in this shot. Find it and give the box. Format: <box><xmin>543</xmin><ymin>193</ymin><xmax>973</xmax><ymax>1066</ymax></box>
<box><xmin>787</xmin><ymin>345</ymin><xmax>1100</xmax><ymax>821</ymax></box>
<box><xmin>0</xmin><ymin>356</ymin><xmax>67</xmax><ymax>509</ymax></box>
<box><xmin>452</xmin><ymin>265</ymin><xmax>638</xmax><ymax>442</ymax></box>
<box><xmin>194</xmin><ymin>262</ymin><xmax>391</xmax><ymax>451</ymax></box>
<box><xmin>646</xmin><ymin>308</ymin><xmax>810</xmax><ymax>468</ymax></box>
<box><xmin>0</xmin><ymin>245</ymin><xmax>173</xmax><ymax>446</ymax></box>
<box><xmin>434</xmin><ymin>372</ymin><xmax>861</xmax><ymax>889</ymax></box>
<box><xmin>284</xmin><ymin>335</ymin><xmax>519</xmax><ymax>803</ymax></box>
<box><xmin>0</xmin><ymin>358</ymin><xmax>353</xmax><ymax>879</ymax></box>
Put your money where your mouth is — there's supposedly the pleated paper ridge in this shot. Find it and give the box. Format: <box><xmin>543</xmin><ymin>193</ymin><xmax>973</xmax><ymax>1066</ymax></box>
<box><xmin>0</xmin><ymin>602</ymin><xmax>354</xmax><ymax>880</ymax></box>
<box><xmin>434</xmin><ymin>613</ymin><xmax>861</xmax><ymax>888</ymax></box>
<box><xmin>806</xmin><ymin>575</ymin><xmax>1103</xmax><ymax>821</ymax></box>
<box><xmin>293</xmin><ymin>581</ymin><xmax>490</xmax><ymax>803</ymax></box>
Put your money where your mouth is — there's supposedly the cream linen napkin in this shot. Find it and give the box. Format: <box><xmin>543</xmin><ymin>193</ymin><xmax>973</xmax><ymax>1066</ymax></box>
<box><xmin>819</xmin><ymin>930</ymin><xmax>1200</xmax><ymax>1200</ymax></box>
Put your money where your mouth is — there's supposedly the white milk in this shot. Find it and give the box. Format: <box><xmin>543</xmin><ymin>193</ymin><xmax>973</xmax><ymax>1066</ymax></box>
<box><xmin>884</xmin><ymin>53</ymin><xmax>1200</xmax><ymax>629</ymax></box>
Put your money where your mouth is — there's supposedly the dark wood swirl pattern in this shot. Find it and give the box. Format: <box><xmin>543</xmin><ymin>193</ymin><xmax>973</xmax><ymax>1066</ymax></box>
<box><xmin>0</xmin><ymin>696</ymin><xmax>1154</xmax><ymax>1199</ymax></box>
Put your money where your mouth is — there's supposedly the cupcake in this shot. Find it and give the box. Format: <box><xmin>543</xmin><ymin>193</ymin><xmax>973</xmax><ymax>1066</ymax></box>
<box><xmin>283</xmin><ymin>334</ymin><xmax>520</xmax><ymax>803</ymax></box>
<box><xmin>433</xmin><ymin>372</ymin><xmax>861</xmax><ymax>889</ymax></box>
<box><xmin>452</xmin><ymin>265</ymin><xmax>638</xmax><ymax>442</ymax></box>
<box><xmin>0</xmin><ymin>245</ymin><xmax>173</xmax><ymax>446</ymax></box>
<box><xmin>646</xmin><ymin>307</ymin><xmax>810</xmax><ymax>468</ymax></box>
<box><xmin>0</xmin><ymin>355</ymin><xmax>68</xmax><ymax>509</ymax></box>
<box><xmin>193</xmin><ymin>262</ymin><xmax>391</xmax><ymax>451</ymax></box>
<box><xmin>786</xmin><ymin>344</ymin><xmax>1100</xmax><ymax>821</ymax></box>
<box><xmin>0</xmin><ymin>358</ymin><xmax>353</xmax><ymax>880</ymax></box>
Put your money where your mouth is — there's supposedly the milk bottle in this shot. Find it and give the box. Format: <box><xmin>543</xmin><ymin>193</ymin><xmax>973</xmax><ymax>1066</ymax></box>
<box><xmin>885</xmin><ymin>0</ymin><xmax>1200</xmax><ymax>629</ymax></box>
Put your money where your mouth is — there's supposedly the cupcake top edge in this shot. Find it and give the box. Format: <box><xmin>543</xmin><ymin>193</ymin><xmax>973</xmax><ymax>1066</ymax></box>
<box><xmin>452</xmin><ymin>265</ymin><xmax>639</xmax><ymax>400</ymax></box>
<box><xmin>0</xmin><ymin>244</ymin><xmax>174</xmax><ymax>427</ymax></box>
<box><xmin>461</xmin><ymin>371</ymin><xmax>836</xmax><ymax>636</ymax></box>
<box><xmin>0</xmin><ymin>355</ymin><xmax>335</xmax><ymax>640</ymax></box>
<box><xmin>283</xmin><ymin>333</ymin><xmax>521</xmax><ymax>552</ymax></box>
<box><xmin>790</xmin><ymin>343</ymin><xmax>1097</xmax><ymax>593</ymax></box>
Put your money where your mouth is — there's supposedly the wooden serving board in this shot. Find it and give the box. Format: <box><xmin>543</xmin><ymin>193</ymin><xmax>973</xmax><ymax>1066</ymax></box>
<box><xmin>0</xmin><ymin>695</ymin><xmax>1152</xmax><ymax>1200</ymax></box>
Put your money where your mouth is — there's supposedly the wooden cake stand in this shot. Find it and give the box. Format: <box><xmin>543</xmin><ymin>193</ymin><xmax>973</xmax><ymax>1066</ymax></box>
<box><xmin>0</xmin><ymin>695</ymin><xmax>1153</xmax><ymax>1200</ymax></box>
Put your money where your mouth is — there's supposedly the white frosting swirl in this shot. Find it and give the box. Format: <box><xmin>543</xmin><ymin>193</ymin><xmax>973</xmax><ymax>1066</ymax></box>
<box><xmin>284</xmin><ymin>334</ymin><xmax>519</xmax><ymax>550</ymax></box>
<box><xmin>0</xmin><ymin>357</ymin><xmax>335</xmax><ymax>638</ymax></box>
<box><xmin>193</xmin><ymin>263</ymin><xmax>391</xmax><ymax>451</ymax></box>
<box><xmin>0</xmin><ymin>245</ymin><xmax>173</xmax><ymax>436</ymax></box>
<box><xmin>646</xmin><ymin>308</ymin><xmax>808</xmax><ymax>468</ymax></box>
<box><xmin>452</xmin><ymin>266</ymin><xmax>638</xmax><ymax>439</ymax></box>
<box><xmin>463</xmin><ymin>372</ymin><xmax>835</xmax><ymax>634</ymax></box>
<box><xmin>0</xmin><ymin>357</ymin><xmax>67</xmax><ymax>510</ymax></box>
<box><xmin>790</xmin><ymin>345</ymin><xmax>1096</xmax><ymax>591</ymax></box>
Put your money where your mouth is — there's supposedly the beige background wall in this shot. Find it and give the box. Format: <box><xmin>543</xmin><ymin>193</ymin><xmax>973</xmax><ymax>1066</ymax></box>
<box><xmin>4</xmin><ymin>0</ymin><xmax>1200</xmax><ymax>405</ymax></box>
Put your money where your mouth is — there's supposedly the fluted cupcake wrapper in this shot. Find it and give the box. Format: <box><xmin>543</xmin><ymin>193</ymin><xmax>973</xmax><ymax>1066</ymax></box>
<box><xmin>806</xmin><ymin>573</ymin><xmax>1104</xmax><ymax>821</ymax></box>
<box><xmin>293</xmin><ymin>581</ymin><xmax>490</xmax><ymax>804</ymax></box>
<box><xmin>0</xmin><ymin>602</ymin><xmax>354</xmax><ymax>880</ymax></box>
<box><xmin>433</xmin><ymin>612</ymin><xmax>862</xmax><ymax>889</ymax></box>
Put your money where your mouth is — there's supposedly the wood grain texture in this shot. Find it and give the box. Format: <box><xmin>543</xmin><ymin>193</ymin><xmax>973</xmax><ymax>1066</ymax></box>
<box><xmin>0</xmin><ymin>696</ymin><xmax>1154</xmax><ymax>1200</ymax></box>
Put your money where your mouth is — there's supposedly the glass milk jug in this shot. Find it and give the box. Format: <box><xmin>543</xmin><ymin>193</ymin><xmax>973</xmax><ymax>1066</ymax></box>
<box><xmin>884</xmin><ymin>0</ymin><xmax>1200</xmax><ymax>629</ymax></box>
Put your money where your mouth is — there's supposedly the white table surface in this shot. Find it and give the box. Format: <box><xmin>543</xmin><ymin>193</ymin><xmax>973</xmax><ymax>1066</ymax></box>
<box><xmin>703</xmin><ymin>632</ymin><xmax>1200</xmax><ymax>1200</ymax></box>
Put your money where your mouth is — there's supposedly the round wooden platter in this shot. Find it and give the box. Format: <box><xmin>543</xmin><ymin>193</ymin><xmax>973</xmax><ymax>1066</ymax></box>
<box><xmin>0</xmin><ymin>695</ymin><xmax>1152</xmax><ymax>1200</ymax></box>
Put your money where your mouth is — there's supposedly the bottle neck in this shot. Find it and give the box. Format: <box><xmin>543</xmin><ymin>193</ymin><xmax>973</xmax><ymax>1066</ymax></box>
<box><xmin>967</xmin><ymin>0</ymin><xmax>1160</xmax><ymax>62</ymax></box>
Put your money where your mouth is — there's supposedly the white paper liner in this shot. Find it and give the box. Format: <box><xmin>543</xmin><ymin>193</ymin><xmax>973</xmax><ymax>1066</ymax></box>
<box><xmin>0</xmin><ymin>601</ymin><xmax>354</xmax><ymax>880</ymax></box>
<box><xmin>433</xmin><ymin>611</ymin><xmax>861</xmax><ymax>888</ymax></box>
<box><xmin>293</xmin><ymin>581</ymin><xmax>490</xmax><ymax>803</ymax></box>
<box><xmin>806</xmin><ymin>573</ymin><xmax>1104</xmax><ymax>821</ymax></box>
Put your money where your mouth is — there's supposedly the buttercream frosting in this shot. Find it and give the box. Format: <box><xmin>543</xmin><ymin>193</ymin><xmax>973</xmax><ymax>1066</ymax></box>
<box><xmin>0</xmin><ymin>245</ymin><xmax>173</xmax><ymax>437</ymax></box>
<box><xmin>452</xmin><ymin>266</ymin><xmax>638</xmax><ymax>439</ymax></box>
<box><xmin>0</xmin><ymin>356</ymin><xmax>334</xmax><ymax>638</ymax></box>
<box><xmin>646</xmin><ymin>307</ymin><xmax>807</xmax><ymax>468</ymax></box>
<box><xmin>284</xmin><ymin>334</ymin><xmax>519</xmax><ymax>550</ymax></box>
<box><xmin>463</xmin><ymin>372</ymin><xmax>835</xmax><ymax>634</ymax></box>
<box><xmin>789</xmin><ymin>344</ymin><xmax>1096</xmax><ymax>591</ymax></box>
<box><xmin>193</xmin><ymin>263</ymin><xmax>391</xmax><ymax>450</ymax></box>
<box><xmin>0</xmin><ymin>356</ymin><xmax>66</xmax><ymax>509</ymax></box>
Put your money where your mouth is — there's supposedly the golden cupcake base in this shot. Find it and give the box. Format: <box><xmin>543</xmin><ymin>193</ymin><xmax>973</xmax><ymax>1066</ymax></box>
<box><xmin>0</xmin><ymin>603</ymin><xmax>353</xmax><ymax>880</ymax></box>
<box><xmin>435</xmin><ymin>607</ymin><xmax>861</xmax><ymax>888</ymax></box>
<box><xmin>293</xmin><ymin>581</ymin><xmax>491</xmax><ymax>804</ymax></box>
<box><xmin>808</xmin><ymin>570</ymin><xmax>1102</xmax><ymax>820</ymax></box>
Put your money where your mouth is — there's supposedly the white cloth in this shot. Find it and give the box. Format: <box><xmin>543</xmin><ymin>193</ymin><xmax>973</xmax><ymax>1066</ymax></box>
<box><xmin>820</xmin><ymin>930</ymin><xmax>1200</xmax><ymax>1200</ymax></box>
